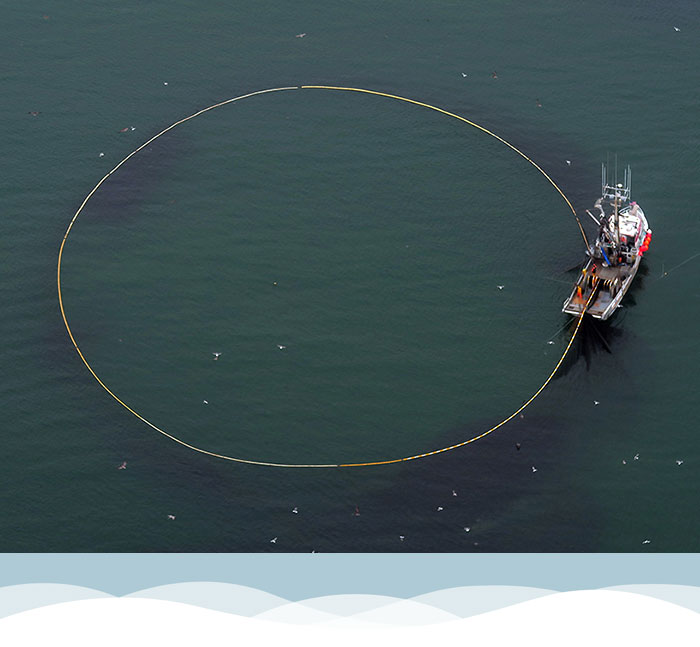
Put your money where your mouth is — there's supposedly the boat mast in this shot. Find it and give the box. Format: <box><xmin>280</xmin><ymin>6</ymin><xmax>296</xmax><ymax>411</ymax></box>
<box><xmin>613</xmin><ymin>191</ymin><xmax>620</xmax><ymax>251</ymax></box>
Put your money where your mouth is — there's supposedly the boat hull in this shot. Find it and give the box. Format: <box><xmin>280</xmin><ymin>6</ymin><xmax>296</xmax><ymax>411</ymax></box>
<box><xmin>562</xmin><ymin>205</ymin><xmax>649</xmax><ymax>320</ymax></box>
<box><xmin>562</xmin><ymin>255</ymin><xmax>641</xmax><ymax>320</ymax></box>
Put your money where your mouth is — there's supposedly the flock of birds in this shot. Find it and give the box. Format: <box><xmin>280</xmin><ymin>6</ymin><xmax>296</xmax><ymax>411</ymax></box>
<box><xmin>113</xmin><ymin>395</ymin><xmax>684</xmax><ymax>549</ymax></box>
<box><xmin>111</xmin><ymin>340</ymin><xmax>685</xmax><ymax>549</ymax></box>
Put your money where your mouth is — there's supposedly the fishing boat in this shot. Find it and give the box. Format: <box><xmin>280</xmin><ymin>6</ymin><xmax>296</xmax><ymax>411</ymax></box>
<box><xmin>562</xmin><ymin>163</ymin><xmax>651</xmax><ymax>320</ymax></box>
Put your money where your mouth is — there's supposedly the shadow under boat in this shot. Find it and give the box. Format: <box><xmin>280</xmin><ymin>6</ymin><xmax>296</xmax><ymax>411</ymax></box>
<box><xmin>555</xmin><ymin>261</ymin><xmax>648</xmax><ymax>373</ymax></box>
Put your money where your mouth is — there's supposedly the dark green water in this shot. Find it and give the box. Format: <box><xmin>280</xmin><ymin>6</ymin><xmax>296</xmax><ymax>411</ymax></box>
<box><xmin>3</xmin><ymin>0</ymin><xmax>699</xmax><ymax>551</ymax></box>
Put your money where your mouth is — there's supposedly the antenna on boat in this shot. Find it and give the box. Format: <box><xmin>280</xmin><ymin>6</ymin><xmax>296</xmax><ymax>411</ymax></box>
<box><xmin>627</xmin><ymin>165</ymin><xmax>632</xmax><ymax>200</ymax></box>
<box><xmin>623</xmin><ymin>164</ymin><xmax>632</xmax><ymax>200</ymax></box>
<box><xmin>613</xmin><ymin>189</ymin><xmax>620</xmax><ymax>250</ymax></box>
<box><xmin>601</xmin><ymin>162</ymin><xmax>606</xmax><ymax>196</ymax></box>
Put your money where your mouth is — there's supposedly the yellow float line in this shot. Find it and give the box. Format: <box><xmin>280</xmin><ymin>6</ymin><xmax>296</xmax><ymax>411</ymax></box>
<box><xmin>302</xmin><ymin>86</ymin><xmax>590</xmax><ymax>249</ymax></box>
<box><xmin>340</xmin><ymin>287</ymin><xmax>597</xmax><ymax>466</ymax></box>
<box><xmin>58</xmin><ymin>85</ymin><xmax>589</xmax><ymax>468</ymax></box>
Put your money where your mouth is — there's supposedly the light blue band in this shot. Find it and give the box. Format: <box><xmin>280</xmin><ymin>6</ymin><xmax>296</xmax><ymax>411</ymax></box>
<box><xmin>2</xmin><ymin>554</ymin><xmax>698</xmax><ymax>598</ymax></box>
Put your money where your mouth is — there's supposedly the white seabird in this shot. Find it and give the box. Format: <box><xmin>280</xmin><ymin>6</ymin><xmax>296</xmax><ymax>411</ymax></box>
<box><xmin>212</xmin><ymin>352</ymin><xmax>222</xmax><ymax>360</ymax></box>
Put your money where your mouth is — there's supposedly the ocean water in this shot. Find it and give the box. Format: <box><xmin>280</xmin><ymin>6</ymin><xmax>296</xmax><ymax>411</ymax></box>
<box><xmin>2</xmin><ymin>0</ymin><xmax>699</xmax><ymax>551</ymax></box>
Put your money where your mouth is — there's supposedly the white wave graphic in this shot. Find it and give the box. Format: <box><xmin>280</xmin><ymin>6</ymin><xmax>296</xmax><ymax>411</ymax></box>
<box><xmin>1</xmin><ymin>582</ymin><xmax>700</xmax><ymax>628</ymax></box>
<box><xmin>605</xmin><ymin>584</ymin><xmax>700</xmax><ymax>614</ymax></box>
<box><xmin>0</xmin><ymin>584</ymin><xmax>111</xmax><ymax>620</ymax></box>
<box><xmin>126</xmin><ymin>582</ymin><xmax>555</xmax><ymax>623</ymax></box>
<box><xmin>125</xmin><ymin>582</ymin><xmax>289</xmax><ymax>616</ymax></box>
<box><xmin>257</xmin><ymin>596</ymin><xmax>458</xmax><ymax>625</ymax></box>
<box><xmin>1</xmin><ymin>592</ymin><xmax>699</xmax><ymax>646</ymax></box>
<box><xmin>413</xmin><ymin>584</ymin><xmax>554</xmax><ymax>616</ymax></box>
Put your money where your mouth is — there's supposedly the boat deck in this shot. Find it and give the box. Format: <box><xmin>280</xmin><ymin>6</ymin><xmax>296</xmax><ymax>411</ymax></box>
<box><xmin>594</xmin><ymin>265</ymin><xmax>632</xmax><ymax>281</ymax></box>
<box><xmin>587</xmin><ymin>290</ymin><xmax>614</xmax><ymax>317</ymax></box>
<box><xmin>563</xmin><ymin>288</ymin><xmax>612</xmax><ymax>318</ymax></box>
